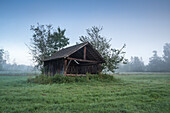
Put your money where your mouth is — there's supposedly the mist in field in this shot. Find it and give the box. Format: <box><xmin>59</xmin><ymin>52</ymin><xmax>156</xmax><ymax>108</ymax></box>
<box><xmin>0</xmin><ymin>49</ymin><xmax>37</xmax><ymax>74</ymax></box>
<box><xmin>116</xmin><ymin>43</ymin><xmax>170</xmax><ymax>72</ymax></box>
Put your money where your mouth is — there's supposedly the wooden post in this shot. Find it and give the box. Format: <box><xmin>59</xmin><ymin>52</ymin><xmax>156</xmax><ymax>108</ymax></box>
<box><xmin>84</xmin><ymin>46</ymin><xmax>86</xmax><ymax>60</ymax></box>
<box><xmin>64</xmin><ymin>59</ymin><xmax>67</xmax><ymax>76</ymax></box>
<box><xmin>65</xmin><ymin>60</ymin><xmax>72</xmax><ymax>74</ymax></box>
<box><xmin>98</xmin><ymin>64</ymin><xmax>101</xmax><ymax>74</ymax></box>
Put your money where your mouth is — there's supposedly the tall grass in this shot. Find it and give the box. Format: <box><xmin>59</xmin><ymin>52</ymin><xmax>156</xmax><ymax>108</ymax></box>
<box><xmin>27</xmin><ymin>73</ymin><xmax>118</xmax><ymax>84</ymax></box>
<box><xmin>0</xmin><ymin>74</ymin><xmax>170</xmax><ymax>113</ymax></box>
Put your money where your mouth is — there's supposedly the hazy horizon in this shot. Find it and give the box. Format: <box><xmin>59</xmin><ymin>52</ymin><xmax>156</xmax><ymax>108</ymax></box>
<box><xmin>0</xmin><ymin>0</ymin><xmax>170</xmax><ymax>66</ymax></box>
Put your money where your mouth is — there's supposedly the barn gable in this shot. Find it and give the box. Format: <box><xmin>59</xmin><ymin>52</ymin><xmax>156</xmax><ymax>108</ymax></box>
<box><xmin>43</xmin><ymin>42</ymin><xmax>105</xmax><ymax>76</ymax></box>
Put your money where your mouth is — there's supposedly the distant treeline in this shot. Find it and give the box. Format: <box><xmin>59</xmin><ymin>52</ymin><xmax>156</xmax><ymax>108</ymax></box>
<box><xmin>0</xmin><ymin>49</ymin><xmax>35</xmax><ymax>72</ymax></box>
<box><xmin>2</xmin><ymin>63</ymin><xmax>35</xmax><ymax>72</ymax></box>
<box><xmin>117</xmin><ymin>43</ymin><xmax>170</xmax><ymax>72</ymax></box>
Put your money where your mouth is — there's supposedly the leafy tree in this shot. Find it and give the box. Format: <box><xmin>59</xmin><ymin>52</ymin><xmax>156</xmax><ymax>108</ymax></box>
<box><xmin>0</xmin><ymin>49</ymin><xmax>4</xmax><ymax>70</ymax></box>
<box><xmin>117</xmin><ymin>56</ymin><xmax>145</xmax><ymax>72</ymax></box>
<box><xmin>79</xmin><ymin>26</ymin><xmax>127</xmax><ymax>73</ymax></box>
<box><xmin>28</xmin><ymin>23</ymin><xmax>69</xmax><ymax>70</ymax></box>
<box><xmin>147</xmin><ymin>51</ymin><xmax>164</xmax><ymax>72</ymax></box>
<box><xmin>163</xmin><ymin>43</ymin><xmax>170</xmax><ymax>71</ymax></box>
<box><xmin>0</xmin><ymin>49</ymin><xmax>6</xmax><ymax>71</ymax></box>
<box><xmin>130</xmin><ymin>57</ymin><xmax>145</xmax><ymax>72</ymax></box>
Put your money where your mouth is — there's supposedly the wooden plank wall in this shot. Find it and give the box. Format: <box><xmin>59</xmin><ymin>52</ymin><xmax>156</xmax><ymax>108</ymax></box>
<box><xmin>44</xmin><ymin>59</ymin><xmax>64</xmax><ymax>76</ymax></box>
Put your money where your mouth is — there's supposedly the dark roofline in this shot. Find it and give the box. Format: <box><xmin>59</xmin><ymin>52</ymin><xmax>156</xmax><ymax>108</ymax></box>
<box><xmin>43</xmin><ymin>42</ymin><xmax>88</xmax><ymax>61</ymax></box>
<box><xmin>43</xmin><ymin>42</ymin><xmax>105</xmax><ymax>63</ymax></box>
<box><xmin>63</xmin><ymin>42</ymin><xmax>88</xmax><ymax>58</ymax></box>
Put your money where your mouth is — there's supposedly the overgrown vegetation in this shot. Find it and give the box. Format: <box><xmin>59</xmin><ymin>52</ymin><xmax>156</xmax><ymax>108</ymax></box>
<box><xmin>0</xmin><ymin>74</ymin><xmax>170</xmax><ymax>113</ymax></box>
<box><xmin>27</xmin><ymin>74</ymin><xmax>117</xmax><ymax>84</ymax></box>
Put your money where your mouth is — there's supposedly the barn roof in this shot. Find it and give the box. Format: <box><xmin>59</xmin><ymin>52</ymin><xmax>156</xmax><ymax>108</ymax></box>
<box><xmin>43</xmin><ymin>42</ymin><xmax>105</xmax><ymax>62</ymax></box>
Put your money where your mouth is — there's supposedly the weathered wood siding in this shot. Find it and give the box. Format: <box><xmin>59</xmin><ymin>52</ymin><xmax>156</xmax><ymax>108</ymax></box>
<box><xmin>44</xmin><ymin>59</ymin><xmax>64</xmax><ymax>76</ymax></box>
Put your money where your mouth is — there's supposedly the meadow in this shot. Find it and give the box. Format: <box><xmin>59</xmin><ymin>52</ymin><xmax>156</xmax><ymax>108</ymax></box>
<box><xmin>0</xmin><ymin>74</ymin><xmax>170</xmax><ymax>113</ymax></box>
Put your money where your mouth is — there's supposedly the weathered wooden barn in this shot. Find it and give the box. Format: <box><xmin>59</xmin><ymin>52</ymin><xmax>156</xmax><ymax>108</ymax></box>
<box><xmin>43</xmin><ymin>42</ymin><xmax>105</xmax><ymax>76</ymax></box>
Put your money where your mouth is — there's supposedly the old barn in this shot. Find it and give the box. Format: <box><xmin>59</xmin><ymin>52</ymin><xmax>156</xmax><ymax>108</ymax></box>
<box><xmin>43</xmin><ymin>42</ymin><xmax>105</xmax><ymax>76</ymax></box>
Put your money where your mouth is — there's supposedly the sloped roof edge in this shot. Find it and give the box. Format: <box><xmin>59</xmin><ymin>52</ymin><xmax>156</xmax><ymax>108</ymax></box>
<box><xmin>43</xmin><ymin>42</ymin><xmax>89</xmax><ymax>61</ymax></box>
<box><xmin>43</xmin><ymin>42</ymin><xmax>105</xmax><ymax>63</ymax></box>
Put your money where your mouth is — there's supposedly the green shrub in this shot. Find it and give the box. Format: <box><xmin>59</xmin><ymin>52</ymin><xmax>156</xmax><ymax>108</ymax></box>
<box><xmin>27</xmin><ymin>73</ymin><xmax>118</xmax><ymax>84</ymax></box>
<box><xmin>87</xmin><ymin>73</ymin><xmax>117</xmax><ymax>82</ymax></box>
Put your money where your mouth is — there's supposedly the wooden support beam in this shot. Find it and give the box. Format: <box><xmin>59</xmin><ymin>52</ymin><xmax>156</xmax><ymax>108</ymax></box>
<box><xmin>98</xmin><ymin>64</ymin><xmax>101</xmax><ymax>74</ymax></box>
<box><xmin>84</xmin><ymin>46</ymin><xmax>86</xmax><ymax>60</ymax></box>
<box><xmin>64</xmin><ymin>59</ymin><xmax>67</xmax><ymax>76</ymax></box>
<box><xmin>67</xmin><ymin>57</ymin><xmax>98</xmax><ymax>63</ymax></box>
<box><xmin>65</xmin><ymin>60</ymin><xmax>72</xmax><ymax>74</ymax></box>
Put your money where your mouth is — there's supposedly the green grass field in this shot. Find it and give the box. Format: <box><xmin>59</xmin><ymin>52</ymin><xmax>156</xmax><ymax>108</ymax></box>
<box><xmin>0</xmin><ymin>74</ymin><xmax>170</xmax><ymax>113</ymax></box>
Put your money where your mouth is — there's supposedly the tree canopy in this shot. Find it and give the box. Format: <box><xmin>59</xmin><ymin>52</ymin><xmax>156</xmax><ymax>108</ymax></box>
<box><xmin>29</xmin><ymin>23</ymin><xmax>69</xmax><ymax>70</ymax></box>
<box><xmin>147</xmin><ymin>51</ymin><xmax>165</xmax><ymax>72</ymax></box>
<box><xmin>0</xmin><ymin>49</ymin><xmax>5</xmax><ymax>70</ymax></box>
<box><xmin>79</xmin><ymin>26</ymin><xmax>127</xmax><ymax>73</ymax></box>
<box><xmin>117</xmin><ymin>56</ymin><xmax>145</xmax><ymax>72</ymax></box>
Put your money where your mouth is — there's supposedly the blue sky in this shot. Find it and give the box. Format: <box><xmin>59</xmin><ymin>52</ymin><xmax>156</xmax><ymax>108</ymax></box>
<box><xmin>0</xmin><ymin>0</ymin><xmax>170</xmax><ymax>65</ymax></box>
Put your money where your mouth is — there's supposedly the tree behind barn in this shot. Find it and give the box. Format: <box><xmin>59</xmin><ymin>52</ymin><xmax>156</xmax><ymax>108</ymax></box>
<box><xmin>29</xmin><ymin>23</ymin><xmax>69</xmax><ymax>71</ymax></box>
<box><xmin>79</xmin><ymin>26</ymin><xmax>127</xmax><ymax>73</ymax></box>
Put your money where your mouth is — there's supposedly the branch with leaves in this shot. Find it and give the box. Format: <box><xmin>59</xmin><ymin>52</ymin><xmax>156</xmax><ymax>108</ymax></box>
<box><xmin>28</xmin><ymin>23</ymin><xmax>69</xmax><ymax>70</ymax></box>
<box><xmin>79</xmin><ymin>26</ymin><xmax>127</xmax><ymax>73</ymax></box>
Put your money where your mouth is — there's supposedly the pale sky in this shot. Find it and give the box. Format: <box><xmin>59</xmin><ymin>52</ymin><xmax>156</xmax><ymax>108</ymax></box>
<box><xmin>0</xmin><ymin>0</ymin><xmax>170</xmax><ymax>65</ymax></box>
